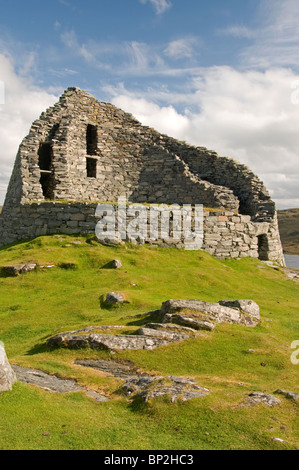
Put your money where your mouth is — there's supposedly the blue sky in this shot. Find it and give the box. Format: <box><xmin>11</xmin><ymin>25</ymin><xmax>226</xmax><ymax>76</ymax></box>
<box><xmin>0</xmin><ymin>0</ymin><xmax>299</xmax><ymax>208</ymax></box>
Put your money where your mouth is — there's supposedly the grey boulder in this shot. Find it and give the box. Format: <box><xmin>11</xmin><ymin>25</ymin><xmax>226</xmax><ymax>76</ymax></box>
<box><xmin>0</xmin><ymin>343</ymin><xmax>17</xmax><ymax>392</ymax></box>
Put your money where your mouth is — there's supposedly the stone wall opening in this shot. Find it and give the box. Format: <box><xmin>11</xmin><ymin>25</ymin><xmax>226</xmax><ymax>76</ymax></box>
<box><xmin>40</xmin><ymin>173</ymin><xmax>55</xmax><ymax>199</ymax></box>
<box><xmin>86</xmin><ymin>157</ymin><xmax>97</xmax><ymax>178</ymax></box>
<box><xmin>86</xmin><ymin>124</ymin><xmax>98</xmax><ymax>156</ymax></box>
<box><xmin>38</xmin><ymin>142</ymin><xmax>53</xmax><ymax>171</ymax></box>
<box><xmin>38</xmin><ymin>142</ymin><xmax>55</xmax><ymax>199</ymax></box>
<box><xmin>258</xmin><ymin>234</ymin><xmax>269</xmax><ymax>260</ymax></box>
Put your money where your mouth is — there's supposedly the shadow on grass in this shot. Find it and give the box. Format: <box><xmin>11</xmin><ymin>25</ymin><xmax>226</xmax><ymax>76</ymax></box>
<box><xmin>125</xmin><ymin>310</ymin><xmax>163</xmax><ymax>326</ymax></box>
<box><xmin>25</xmin><ymin>342</ymin><xmax>51</xmax><ymax>356</ymax></box>
<box><xmin>0</xmin><ymin>268</ymin><xmax>16</xmax><ymax>278</ymax></box>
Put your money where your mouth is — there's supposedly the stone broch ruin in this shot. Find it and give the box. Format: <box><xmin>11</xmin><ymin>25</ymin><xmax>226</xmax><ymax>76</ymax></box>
<box><xmin>0</xmin><ymin>87</ymin><xmax>285</xmax><ymax>265</ymax></box>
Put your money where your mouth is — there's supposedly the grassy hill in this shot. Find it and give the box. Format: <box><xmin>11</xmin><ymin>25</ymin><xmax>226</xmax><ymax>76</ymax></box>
<box><xmin>0</xmin><ymin>235</ymin><xmax>298</xmax><ymax>450</ymax></box>
<box><xmin>278</xmin><ymin>208</ymin><xmax>299</xmax><ymax>255</ymax></box>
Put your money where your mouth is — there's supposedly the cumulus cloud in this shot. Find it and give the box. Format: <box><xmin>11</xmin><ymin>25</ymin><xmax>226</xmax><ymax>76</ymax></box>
<box><xmin>112</xmin><ymin>95</ymin><xmax>190</xmax><ymax>138</ymax></box>
<box><xmin>0</xmin><ymin>50</ymin><xmax>298</xmax><ymax>210</ymax></box>
<box><xmin>110</xmin><ymin>66</ymin><xmax>299</xmax><ymax>209</ymax></box>
<box><xmin>0</xmin><ymin>53</ymin><xmax>58</xmax><ymax>204</ymax></box>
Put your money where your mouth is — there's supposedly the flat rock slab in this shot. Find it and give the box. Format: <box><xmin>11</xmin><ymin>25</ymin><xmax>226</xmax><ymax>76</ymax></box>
<box><xmin>161</xmin><ymin>298</ymin><xmax>260</xmax><ymax>329</ymax></box>
<box><xmin>47</xmin><ymin>332</ymin><xmax>174</xmax><ymax>351</ymax></box>
<box><xmin>12</xmin><ymin>365</ymin><xmax>109</xmax><ymax>402</ymax></box>
<box><xmin>275</xmin><ymin>389</ymin><xmax>299</xmax><ymax>402</ymax></box>
<box><xmin>76</xmin><ymin>359</ymin><xmax>209</xmax><ymax>403</ymax></box>
<box><xmin>2</xmin><ymin>264</ymin><xmax>37</xmax><ymax>276</ymax></box>
<box><xmin>46</xmin><ymin>321</ymin><xmax>189</xmax><ymax>351</ymax></box>
<box><xmin>76</xmin><ymin>359</ymin><xmax>136</xmax><ymax>379</ymax></box>
<box><xmin>12</xmin><ymin>365</ymin><xmax>84</xmax><ymax>393</ymax></box>
<box><xmin>136</xmin><ymin>327</ymin><xmax>188</xmax><ymax>342</ymax></box>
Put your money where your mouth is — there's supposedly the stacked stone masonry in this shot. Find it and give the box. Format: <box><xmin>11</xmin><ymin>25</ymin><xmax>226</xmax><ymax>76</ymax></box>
<box><xmin>0</xmin><ymin>87</ymin><xmax>285</xmax><ymax>265</ymax></box>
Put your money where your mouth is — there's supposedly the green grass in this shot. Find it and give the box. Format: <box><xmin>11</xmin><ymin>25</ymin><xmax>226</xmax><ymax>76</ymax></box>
<box><xmin>0</xmin><ymin>234</ymin><xmax>298</xmax><ymax>450</ymax></box>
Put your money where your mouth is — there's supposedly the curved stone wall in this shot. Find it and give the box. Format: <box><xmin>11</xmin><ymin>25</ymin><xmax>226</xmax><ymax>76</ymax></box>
<box><xmin>0</xmin><ymin>87</ymin><xmax>285</xmax><ymax>265</ymax></box>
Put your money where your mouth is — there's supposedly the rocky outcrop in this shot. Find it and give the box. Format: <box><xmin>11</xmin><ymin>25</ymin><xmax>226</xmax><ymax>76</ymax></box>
<box><xmin>123</xmin><ymin>375</ymin><xmax>209</xmax><ymax>403</ymax></box>
<box><xmin>244</xmin><ymin>392</ymin><xmax>281</xmax><ymax>407</ymax></box>
<box><xmin>160</xmin><ymin>299</ymin><xmax>260</xmax><ymax>330</ymax></box>
<box><xmin>2</xmin><ymin>264</ymin><xmax>37</xmax><ymax>276</ymax></box>
<box><xmin>275</xmin><ymin>389</ymin><xmax>299</xmax><ymax>402</ymax></box>
<box><xmin>45</xmin><ymin>322</ymin><xmax>188</xmax><ymax>351</ymax></box>
<box><xmin>0</xmin><ymin>343</ymin><xmax>17</xmax><ymax>392</ymax></box>
<box><xmin>76</xmin><ymin>359</ymin><xmax>209</xmax><ymax>403</ymax></box>
<box><xmin>47</xmin><ymin>331</ymin><xmax>180</xmax><ymax>351</ymax></box>
<box><xmin>46</xmin><ymin>298</ymin><xmax>260</xmax><ymax>352</ymax></box>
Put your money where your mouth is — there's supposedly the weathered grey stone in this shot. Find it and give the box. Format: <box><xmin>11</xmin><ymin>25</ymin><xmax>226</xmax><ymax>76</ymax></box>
<box><xmin>136</xmin><ymin>327</ymin><xmax>188</xmax><ymax>342</ymax></box>
<box><xmin>160</xmin><ymin>298</ymin><xmax>260</xmax><ymax>328</ymax></box>
<box><xmin>163</xmin><ymin>313</ymin><xmax>216</xmax><ymax>331</ymax></box>
<box><xmin>85</xmin><ymin>390</ymin><xmax>110</xmax><ymax>402</ymax></box>
<box><xmin>12</xmin><ymin>365</ymin><xmax>109</xmax><ymax>402</ymax></box>
<box><xmin>88</xmin><ymin>334</ymin><xmax>173</xmax><ymax>351</ymax></box>
<box><xmin>12</xmin><ymin>365</ymin><xmax>84</xmax><ymax>393</ymax></box>
<box><xmin>75</xmin><ymin>359</ymin><xmax>136</xmax><ymax>379</ymax></box>
<box><xmin>145</xmin><ymin>323</ymin><xmax>198</xmax><ymax>334</ymax></box>
<box><xmin>245</xmin><ymin>392</ymin><xmax>281</xmax><ymax>407</ymax></box>
<box><xmin>110</xmin><ymin>259</ymin><xmax>122</xmax><ymax>269</ymax></box>
<box><xmin>105</xmin><ymin>292</ymin><xmax>125</xmax><ymax>304</ymax></box>
<box><xmin>97</xmin><ymin>236</ymin><xmax>123</xmax><ymax>247</ymax></box>
<box><xmin>218</xmin><ymin>300</ymin><xmax>260</xmax><ymax>322</ymax></box>
<box><xmin>47</xmin><ymin>331</ymin><xmax>173</xmax><ymax>351</ymax></box>
<box><xmin>123</xmin><ymin>375</ymin><xmax>209</xmax><ymax>403</ymax></box>
<box><xmin>77</xmin><ymin>358</ymin><xmax>209</xmax><ymax>403</ymax></box>
<box><xmin>2</xmin><ymin>264</ymin><xmax>37</xmax><ymax>276</ymax></box>
<box><xmin>0</xmin><ymin>87</ymin><xmax>285</xmax><ymax>266</ymax></box>
<box><xmin>275</xmin><ymin>389</ymin><xmax>299</xmax><ymax>402</ymax></box>
<box><xmin>0</xmin><ymin>343</ymin><xmax>17</xmax><ymax>392</ymax></box>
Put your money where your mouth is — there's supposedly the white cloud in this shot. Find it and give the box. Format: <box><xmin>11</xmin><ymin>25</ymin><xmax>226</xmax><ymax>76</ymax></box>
<box><xmin>139</xmin><ymin>0</ymin><xmax>172</xmax><ymax>15</ymax></box>
<box><xmin>221</xmin><ymin>25</ymin><xmax>256</xmax><ymax>39</ymax></box>
<box><xmin>61</xmin><ymin>30</ymin><xmax>95</xmax><ymax>63</ymax></box>
<box><xmin>0</xmin><ymin>53</ymin><xmax>58</xmax><ymax>204</ymax></box>
<box><xmin>112</xmin><ymin>95</ymin><xmax>190</xmax><ymax>138</ymax></box>
<box><xmin>109</xmin><ymin>66</ymin><xmax>299</xmax><ymax>209</ymax></box>
<box><xmin>223</xmin><ymin>0</ymin><xmax>299</xmax><ymax>69</ymax></box>
<box><xmin>164</xmin><ymin>37</ymin><xmax>198</xmax><ymax>60</ymax></box>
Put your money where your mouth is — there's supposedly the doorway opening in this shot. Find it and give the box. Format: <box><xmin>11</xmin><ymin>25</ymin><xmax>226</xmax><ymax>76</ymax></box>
<box><xmin>258</xmin><ymin>234</ymin><xmax>269</xmax><ymax>260</ymax></box>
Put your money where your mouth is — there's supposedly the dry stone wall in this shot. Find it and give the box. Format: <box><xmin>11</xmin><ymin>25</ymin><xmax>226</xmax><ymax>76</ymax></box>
<box><xmin>0</xmin><ymin>202</ymin><xmax>284</xmax><ymax>264</ymax></box>
<box><xmin>0</xmin><ymin>87</ymin><xmax>285</xmax><ymax>265</ymax></box>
